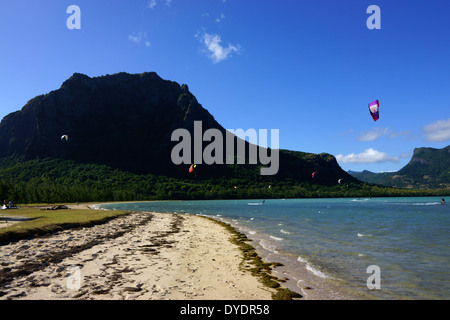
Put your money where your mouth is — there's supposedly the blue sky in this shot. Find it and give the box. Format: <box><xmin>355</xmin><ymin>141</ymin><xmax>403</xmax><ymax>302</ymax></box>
<box><xmin>0</xmin><ymin>0</ymin><xmax>449</xmax><ymax>173</ymax></box>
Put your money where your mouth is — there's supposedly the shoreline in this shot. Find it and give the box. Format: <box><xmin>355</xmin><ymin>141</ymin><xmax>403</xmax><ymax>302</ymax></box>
<box><xmin>0</xmin><ymin>207</ymin><xmax>291</xmax><ymax>300</ymax></box>
<box><xmin>0</xmin><ymin>201</ymin><xmax>367</xmax><ymax>300</ymax></box>
<box><xmin>209</xmin><ymin>215</ymin><xmax>366</xmax><ymax>300</ymax></box>
<box><xmin>96</xmin><ymin>201</ymin><xmax>364</xmax><ymax>299</ymax></box>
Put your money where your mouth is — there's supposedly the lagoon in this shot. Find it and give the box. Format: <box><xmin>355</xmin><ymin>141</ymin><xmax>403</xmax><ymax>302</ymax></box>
<box><xmin>101</xmin><ymin>197</ymin><xmax>449</xmax><ymax>299</ymax></box>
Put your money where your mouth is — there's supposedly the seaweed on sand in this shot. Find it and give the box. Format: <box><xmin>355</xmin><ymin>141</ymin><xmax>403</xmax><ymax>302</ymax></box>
<box><xmin>202</xmin><ymin>217</ymin><xmax>302</xmax><ymax>300</ymax></box>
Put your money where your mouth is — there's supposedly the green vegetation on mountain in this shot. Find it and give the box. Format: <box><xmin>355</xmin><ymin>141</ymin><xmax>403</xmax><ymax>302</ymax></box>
<box><xmin>0</xmin><ymin>71</ymin><xmax>447</xmax><ymax>204</ymax></box>
<box><xmin>0</xmin><ymin>158</ymin><xmax>446</xmax><ymax>204</ymax></box>
<box><xmin>349</xmin><ymin>145</ymin><xmax>450</xmax><ymax>189</ymax></box>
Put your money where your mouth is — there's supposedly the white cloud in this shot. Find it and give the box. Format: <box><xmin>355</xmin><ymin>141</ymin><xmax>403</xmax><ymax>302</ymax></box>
<box><xmin>197</xmin><ymin>32</ymin><xmax>240</xmax><ymax>63</ymax></box>
<box><xmin>423</xmin><ymin>118</ymin><xmax>450</xmax><ymax>142</ymax></box>
<box><xmin>147</xmin><ymin>0</ymin><xmax>157</xmax><ymax>9</ymax></box>
<box><xmin>128</xmin><ymin>32</ymin><xmax>151</xmax><ymax>47</ymax></box>
<box><xmin>216</xmin><ymin>13</ymin><xmax>225</xmax><ymax>23</ymax></box>
<box><xmin>147</xmin><ymin>0</ymin><xmax>171</xmax><ymax>9</ymax></box>
<box><xmin>389</xmin><ymin>130</ymin><xmax>413</xmax><ymax>140</ymax></box>
<box><xmin>128</xmin><ymin>35</ymin><xmax>140</xmax><ymax>42</ymax></box>
<box><xmin>336</xmin><ymin>148</ymin><xmax>409</xmax><ymax>164</ymax></box>
<box><xmin>357</xmin><ymin>127</ymin><xmax>389</xmax><ymax>141</ymax></box>
<box><xmin>357</xmin><ymin>127</ymin><xmax>412</xmax><ymax>141</ymax></box>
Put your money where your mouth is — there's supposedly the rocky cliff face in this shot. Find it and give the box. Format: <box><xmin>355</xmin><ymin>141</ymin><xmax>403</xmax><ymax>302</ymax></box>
<box><xmin>349</xmin><ymin>145</ymin><xmax>450</xmax><ymax>189</ymax></box>
<box><xmin>0</xmin><ymin>72</ymin><xmax>223</xmax><ymax>174</ymax></box>
<box><xmin>0</xmin><ymin>72</ymin><xmax>355</xmax><ymax>184</ymax></box>
<box><xmin>394</xmin><ymin>145</ymin><xmax>450</xmax><ymax>188</ymax></box>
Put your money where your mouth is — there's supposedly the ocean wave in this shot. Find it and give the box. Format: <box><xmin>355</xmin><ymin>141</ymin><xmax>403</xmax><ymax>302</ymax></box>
<box><xmin>259</xmin><ymin>239</ymin><xmax>278</xmax><ymax>253</ymax></box>
<box><xmin>383</xmin><ymin>201</ymin><xmax>440</xmax><ymax>206</ymax></box>
<box><xmin>280</xmin><ymin>229</ymin><xmax>291</xmax><ymax>235</ymax></box>
<box><xmin>241</xmin><ymin>226</ymin><xmax>257</xmax><ymax>235</ymax></box>
<box><xmin>270</xmin><ymin>235</ymin><xmax>283</xmax><ymax>241</ymax></box>
<box><xmin>357</xmin><ymin>233</ymin><xmax>372</xmax><ymax>237</ymax></box>
<box><xmin>412</xmin><ymin>202</ymin><xmax>440</xmax><ymax>206</ymax></box>
<box><xmin>297</xmin><ymin>256</ymin><xmax>330</xmax><ymax>279</ymax></box>
<box><xmin>306</xmin><ymin>264</ymin><xmax>329</xmax><ymax>278</ymax></box>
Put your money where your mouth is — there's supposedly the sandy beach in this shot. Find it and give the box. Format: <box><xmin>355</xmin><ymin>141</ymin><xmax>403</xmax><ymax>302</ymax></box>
<box><xmin>0</xmin><ymin>207</ymin><xmax>280</xmax><ymax>300</ymax></box>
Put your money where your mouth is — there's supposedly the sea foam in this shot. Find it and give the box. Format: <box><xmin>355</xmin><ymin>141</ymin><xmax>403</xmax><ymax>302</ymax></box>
<box><xmin>270</xmin><ymin>235</ymin><xmax>283</xmax><ymax>241</ymax></box>
<box><xmin>306</xmin><ymin>264</ymin><xmax>329</xmax><ymax>278</ymax></box>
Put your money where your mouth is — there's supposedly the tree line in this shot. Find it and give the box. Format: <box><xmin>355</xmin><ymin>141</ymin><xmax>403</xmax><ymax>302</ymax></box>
<box><xmin>0</xmin><ymin>158</ymin><xmax>448</xmax><ymax>204</ymax></box>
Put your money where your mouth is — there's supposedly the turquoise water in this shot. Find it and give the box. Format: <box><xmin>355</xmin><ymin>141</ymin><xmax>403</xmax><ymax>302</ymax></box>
<box><xmin>100</xmin><ymin>197</ymin><xmax>449</xmax><ymax>300</ymax></box>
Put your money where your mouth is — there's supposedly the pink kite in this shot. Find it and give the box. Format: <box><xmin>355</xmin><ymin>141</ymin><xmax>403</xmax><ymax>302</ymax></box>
<box><xmin>369</xmin><ymin>100</ymin><xmax>380</xmax><ymax>121</ymax></box>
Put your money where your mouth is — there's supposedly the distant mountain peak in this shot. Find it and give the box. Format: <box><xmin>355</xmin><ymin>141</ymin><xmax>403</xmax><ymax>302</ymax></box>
<box><xmin>0</xmin><ymin>71</ymin><xmax>354</xmax><ymax>184</ymax></box>
<box><xmin>61</xmin><ymin>72</ymin><xmax>92</xmax><ymax>88</ymax></box>
<box><xmin>348</xmin><ymin>144</ymin><xmax>450</xmax><ymax>189</ymax></box>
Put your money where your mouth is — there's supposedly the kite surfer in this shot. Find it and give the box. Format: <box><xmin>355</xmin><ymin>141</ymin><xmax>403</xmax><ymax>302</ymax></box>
<box><xmin>442</xmin><ymin>198</ymin><xmax>445</xmax><ymax>205</ymax></box>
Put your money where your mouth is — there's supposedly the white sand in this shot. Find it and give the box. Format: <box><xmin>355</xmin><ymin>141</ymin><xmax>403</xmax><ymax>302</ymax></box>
<box><xmin>0</xmin><ymin>210</ymin><xmax>276</xmax><ymax>300</ymax></box>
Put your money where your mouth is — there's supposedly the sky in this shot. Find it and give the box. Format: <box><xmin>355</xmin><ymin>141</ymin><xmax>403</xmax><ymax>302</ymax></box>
<box><xmin>0</xmin><ymin>0</ymin><xmax>449</xmax><ymax>173</ymax></box>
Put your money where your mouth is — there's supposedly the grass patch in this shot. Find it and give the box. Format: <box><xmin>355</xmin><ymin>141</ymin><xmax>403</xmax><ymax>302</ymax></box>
<box><xmin>0</xmin><ymin>206</ymin><xmax>129</xmax><ymax>245</ymax></box>
<box><xmin>202</xmin><ymin>216</ymin><xmax>302</xmax><ymax>300</ymax></box>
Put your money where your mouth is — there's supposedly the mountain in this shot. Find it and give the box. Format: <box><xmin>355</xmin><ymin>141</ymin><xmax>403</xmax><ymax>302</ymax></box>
<box><xmin>347</xmin><ymin>170</ymin><xmax>393</xmax><ymax>185</ymax></box>
<box><xmin>349</xmin><ymin>145</ymin><xmax>450</xmax><ymax>189</ymax></box>
<box><xmin>0</xmin><ymin>72</ymin><xmax>220</xmax><ymax>176</ymax></box>
<box><xmin>0</xmin><ymin>72</ymin><xmax>357</xmax><ymax>186</ymax></box>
